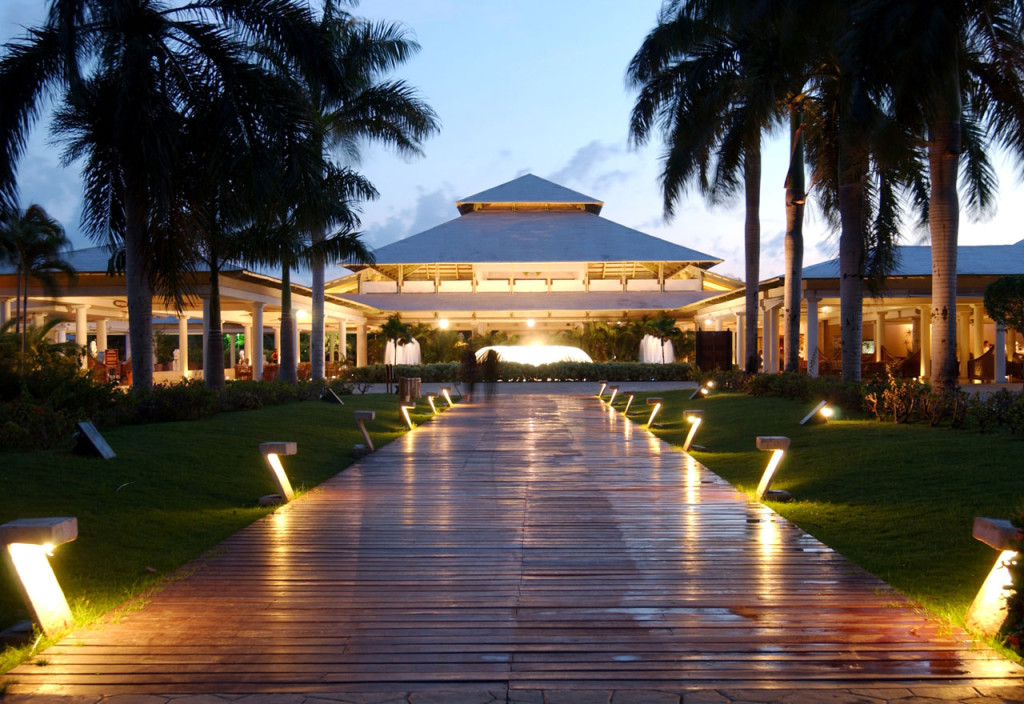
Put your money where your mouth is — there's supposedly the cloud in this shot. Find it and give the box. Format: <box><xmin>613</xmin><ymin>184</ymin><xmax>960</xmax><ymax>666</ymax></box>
<box><xmin>364</xmin><ymin>185</ymin><xmax>458</xmax><ymax>248</ymax></box>
<box><xmin>547</xmin><ymin>140</ymin><xmax>622</xmax><ymax>186</ymax></box>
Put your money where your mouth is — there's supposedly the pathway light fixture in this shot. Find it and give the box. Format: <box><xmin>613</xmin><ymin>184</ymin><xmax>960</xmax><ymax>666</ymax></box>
<box><xmin>0</xmin><ymin>517</ymin><xmax>78</xmax><ymax>637</ymax></box>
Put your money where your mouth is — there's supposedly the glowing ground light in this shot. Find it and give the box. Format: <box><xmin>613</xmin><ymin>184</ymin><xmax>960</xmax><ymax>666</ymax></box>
<box><xmin>259</xmin><ymin>441</ymin><xmax>296</xmax><ymax>504</ymax></box>
<box><xmin>689</xmin><ymin>380</ymin><xmax>715</xmax><ymax>400</ymax></box>
<box><xmin>755</xmin><ymin>436</ymin><xmax>791</xmax><ymax>502</ymax></box>
<box><xmin>426</xmin><ymin>394</ymin><xmax>439</xmax><ymax>415</ymax></box>
<box><xmin>0</xmin><ymin>517</ymin><xmax>78</xmax><ymax>637</ymax></box>
<box><xmin>608</xmin><ymin>386</ymin><xmax>619</xmax><ymax>405</ymax></box>
<box><xmin>597</xmin><ymin>381</ymin><xmax>608</xmax><ymax>399</ymax></box>
<box><xmin>400</xmin><ymin>404</ymin><xmax>415</xmax><ymax>430</ymax></box>
<box><xmin>800</xmin><ymin>400</ymin><xmax>834</xmax><ymax>425</ymax></box>
<box><xmin>682</xmin><ymin>410</ymin><xmax>705</xmax><ymax>452</ymax></box>
<box><xmin>623</xmin><ymin>394</ymin><xmax>635</xmax><ymax>415</ymax></box>
<box><xmin>965</xmin><ymin>517</ymin><xmax>1022</xmax><ymax>636</ymax></box>
<box><xmin>440</xmin><ymin>387</ymin><xmax>453</xmax><ymax>406</ymax></box>
<box><xmin>646</xmin><ymin>397</ymin><xmax>663</xmax><ymax>428</ymax></box>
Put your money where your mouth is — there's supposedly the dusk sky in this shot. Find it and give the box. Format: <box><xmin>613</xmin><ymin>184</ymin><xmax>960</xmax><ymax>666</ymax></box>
<box><xmin>4</xmin><ymin>0</ymin><xmax>1024</xmax><ymax>284</ymax></box>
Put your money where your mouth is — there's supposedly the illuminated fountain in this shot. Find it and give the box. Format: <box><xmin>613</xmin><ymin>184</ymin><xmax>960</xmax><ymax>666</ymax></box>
<box><xmin>475</xmin><ymin>345</ymin><xmax>593</xmax><ymax>365</ymax></box>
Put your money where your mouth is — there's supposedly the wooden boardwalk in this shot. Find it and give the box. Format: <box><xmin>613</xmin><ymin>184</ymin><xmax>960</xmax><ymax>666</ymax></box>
<box><xmin>5</xmin><ymin>394</ymin><xmax>1022</xmax><ymax>696</ymax></box>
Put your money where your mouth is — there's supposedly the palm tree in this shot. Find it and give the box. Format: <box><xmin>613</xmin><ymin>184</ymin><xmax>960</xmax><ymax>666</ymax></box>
<box><xmin>301</xmin><ymin>2</ymin><xmax>439</xmax><ymax>381</ymax></box>
<box><xmin>0</xmin><ymin>0</ymin><xmax>342</xmax><ymax>389</ymax></box>
<box><xmin>648</xmin><ymin>315</ymin><xmax>682</xmax><ymax>364</ymax></box>
<box><xmin>628</xmin><ymin>0</ymin><xmax>797</xmax><ymax>374</ymax></box>
<box><xmin>246</xmin><ymin>164</ymin><xmax>376</xmax><ymax>384</ymax></box>
<box><xmin>0</xmin><ymin>203</ymin><xmax>73</xmax><ymax>366</ymax></box>
<box><xmin>856</xmin><ymin>0</ymin><xmax>1024</xmax><ymax>389</ymax></box>
<box><xmin>380</xmin><ymin>315</ymin><xmax>414</xmax><ymax>365</ymax></box>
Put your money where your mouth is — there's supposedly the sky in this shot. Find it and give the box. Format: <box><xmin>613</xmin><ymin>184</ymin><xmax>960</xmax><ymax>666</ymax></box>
<box><xmin>4</xmin><ymin>0</ymin><xmax>1024</xmax><ymax>284</ymax></box>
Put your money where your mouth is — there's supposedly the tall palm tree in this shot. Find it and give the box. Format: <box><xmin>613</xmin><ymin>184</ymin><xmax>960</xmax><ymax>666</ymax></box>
<box><xmin>0</xmin><ymin>203</ymin><xmax>73</xmax><ymax>366</ymax></box>
<box><xmin>628</xmin><ymin>0</ymin><xmax>801</xmax><ymax>374</ymax></box>
<box><xmin>857</xmin><ymin>0</ymin><xmax>1024</xmax><ymax>389</ymax></box>
<box><xmin>246</xmin><ymin>164</ymin><xmax>376</xmax><ymax>384</ymax></box>
<box><xmin>301</xmin><ymin>2</ymin><xmax>439</xmax><ymax>381</ymax></box>
<box><xmin>0</xmin><ymin>0</ymin><xmax>341</xmax><ymax>389</ymax></box>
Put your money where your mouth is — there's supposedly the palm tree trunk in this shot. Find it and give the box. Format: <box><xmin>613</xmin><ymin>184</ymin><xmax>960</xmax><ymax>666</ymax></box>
<box><xmin>310</xmin><ymin>239</ymin><xmax>325</xmax><ymax>380</ymax></box>
<box><xmin>279</xmin><ymin>263</ymin><xmax>298</xmax><ymax>384</ymax></box>
<box><xmin>204</xmin><ymin>259</ymin><xmax>226</xmax><ymax>389</ymax></box>
<box><xmin>837</xmin><ymin>143</ymin><xmax>866</xmax><ymax>383</ymax></box>
<box><xmin>783</xmin><ymin>100</ymin><xmax>805</xmax><ymax>373</ymax></box>
<box><xmin>929</xmin><ymin>106</ymin><xmax>961</xmax><ymax>390</ymax></box>
<box><xmin>743</xmin><ymin>144</ymin><xmax>762</xmax><ymax>374</ymax></box>
<box><xmin>124</xmin><ymin>177</ymin><xmax>154</xmax><ymax>388</ymax></box>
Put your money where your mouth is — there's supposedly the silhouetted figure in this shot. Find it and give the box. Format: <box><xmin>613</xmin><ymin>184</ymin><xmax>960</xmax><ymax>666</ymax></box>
<box><xmin>482</xmin><ymin>349</ymin><xmax>500</xmax><ymax>401</ymax></box>
<box><xmin>459</xmin><ymin>347</ymin><xmax>478</xmax><ymax>402</ymax></box>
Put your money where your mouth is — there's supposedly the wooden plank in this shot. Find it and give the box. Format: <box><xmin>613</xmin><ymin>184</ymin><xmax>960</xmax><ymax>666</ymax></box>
<box><xmin>4</xmin><ymin>394</ymin><xmax>1022</xmax><ymax>695</ymax></box>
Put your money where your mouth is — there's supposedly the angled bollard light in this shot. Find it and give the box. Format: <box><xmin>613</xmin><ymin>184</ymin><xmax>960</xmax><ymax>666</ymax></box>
<box><xmin>259</xmin><ymin>442</ymin><xmax>296</xmax><ymax>506</ymax></box>
<box><xmin>440</xmin><ymin>387</ymin><xmax>454</xmax><ymax>407</ymax></box>
<box><xmin>800</xmin><ymin>400</ymin><xmax>835</xmax><ymax>426</ymax></box>
<box><xmin>597</xmin><ymin>380</ymin><xmax>608</xmax><ymax>399</ymax></box>
<box><xmin>400</xmin><ymin>404</ymin><xmax>416</xmax><ymax>430</ymax></box>
<box><xmin>682</xmin><ymin>410</ymin><xmax>705</xmax><ymax>452</ymax></box>
<box><xmin>646</xmin><ymin>397</ymin><xmax>663</xmax><ymax>429</ymax></box>
<box><xmin>353</xmin><ymin>410</ymin><xmax>376</xmax><ymax>455</ymax></box>
<box><xmin>755</xmin><ymin>436</ymin><xmax>792</xmax><ymax>502</ymax></box>
<box><xmin>623</xmin><ymin>393</ymin><xmax>635</xmax><ymax>416</ymax></box>
<box><xmin>1</xmin><ymin>517</ymin><xmax>78</xmax><ymax>637</ymax></box>
<box><xmin>689</xmin><ymin>380</ymin><xmax>716</xmax><ymax>400</ymax></box>
<box><xmin>965</xmin><ymin>517</ymin><xmax>1021</xmax><ymax>636</ymax></box>
<box><xmin>426</xmin><ymin>394</ymin><xmax>439</xmax><ymax>415</ymax></box>
<box><xmin>607</xmin><ymin>386</ymin><xmax>619</xmax><ymax>405</ymax></box>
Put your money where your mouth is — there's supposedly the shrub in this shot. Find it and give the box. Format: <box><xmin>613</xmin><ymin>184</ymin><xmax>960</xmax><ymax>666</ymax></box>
<box><xmin>0</xmin><ymin>399</ymin><xmax>78</xmax><ymax>451</ymax></box>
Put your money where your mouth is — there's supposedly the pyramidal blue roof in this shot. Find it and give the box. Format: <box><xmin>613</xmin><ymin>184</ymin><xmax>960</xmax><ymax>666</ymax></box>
<box><xmin>456</xmin><ymin>174</ymin><xmax>602</xmax><ymax>214</ymax></box>
<box><xmin>802</xmin><ymin>240</ymin><xmax>1024</xmax><ymax>278</ymax></box>
<box><xmin>366</xmin><ymin>176</ymin><xmax>721</xmax><ymax>267</ymax></box>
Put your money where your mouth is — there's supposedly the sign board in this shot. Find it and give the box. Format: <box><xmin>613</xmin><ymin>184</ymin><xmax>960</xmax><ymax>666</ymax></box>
<box><xmin>103</xmin><ymin>349</ymin><xmax>119</xmax><ymax>367</ymax></box>
<box><xmin>74</xmin><ymin>421</ymin><xmax>116</xmax><ymax>459</ymax></box>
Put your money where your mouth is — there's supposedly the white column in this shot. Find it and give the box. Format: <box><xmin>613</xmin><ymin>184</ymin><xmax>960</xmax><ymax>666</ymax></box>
<box><xmin>96</xmin><ymin>318</ymin><xmax>108</xmax><ymax>356</ymax></box>
<box><xmin>763</xmin><ymin>305</ymin><xmax>778</xmax><ymax>373</ymax></box>
<box><xmin>713</xmin><ymin>317</ymin><xmax>723</xmax><ymax>332</ymax></box>
<box><xmin>57</xmin><ymin>326</ymin><xmax>67</xmax><ymax>343</ymax></box>
<box><xmin>33</xmin><ymin>313</ymin><xmax>46</xmax><ymax>329</ymax></box>
<box><xmin>874</xmin><ymin>311</ymin><xmax>885</xmax><ymax>362</ymax></box>
<box><xmin>178</xmin><ymin>316</ymin><xmax>189</xmax><ymax>377</ymax></box>
<box><xmin>972</xmin><ymin>304</ymin><xmax>985</xmax><ymax>359</ymax></box>
<box><xmin>805</xmin><ymin>296</ymin><xmax>819</xmax><ymax>377</ymax></box>
<box><xmin>920</xmin><ymin>311</ymin><xmax>931</xmax><ymax>379</ymax></box>
<box><xmin>75</xmin><ymin>305</ymin><xmax>89</xmax><ymax>369</ymax></box>
<box><xmin>123</xmin><ymin>320</ymin><xmax>131</xmax><ymax>361</ymax></box>
<box><xmin>252</xmin><ymin>304</ymin><xmax>264</xmax><ymax>381</ymax></box>
<box><xmin>356</xmin><ymin>323</ymin><xmax>367</xmax><ymax>367</ymax></box>
<box><xmin>338</xmin><ymin>318</ymin><xmax>348</xmax><ymax>364</ymax></box>
<box><xmin>0</xmin><ymin>298</ymin><xmax>11</xmax><ymax>327</ymax></box>
<box><xmin>995</xmin><ymin>323</ymin><xmax>1007</xmax><ymax>383</ymax></box>
<box><xmin>229</xmin><ymin>333</ymin><xmax>236</xmax><ymax>368</ymax></box>
<box><xmin>734</xmin><ymin>312</ymin><xmax>744</xmax><ymax>367</ymax></box>
<box><xmin>292</xmin><ymin>318</ymin><xmax>299</xmax><ymax>364</ymax></box>
<box><xmin>201</xmin><ymin>298</ymin><xmax>210</xmax><ymax>372</ymax></box>
<box><xmin>244</xmin><ymin>324</ymin><xmax>252</xmax><ymax>365</ymax></box>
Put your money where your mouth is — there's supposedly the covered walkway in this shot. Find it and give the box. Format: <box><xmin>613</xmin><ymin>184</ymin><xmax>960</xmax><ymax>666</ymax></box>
<box><xmin>4</xmin><ymin>395</ymin><xmax>1023</xmax><ymax>701</ymax></box>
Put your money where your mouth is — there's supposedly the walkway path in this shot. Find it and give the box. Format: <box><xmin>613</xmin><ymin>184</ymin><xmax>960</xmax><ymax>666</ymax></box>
<box><xmin>4</xmin><ymin>394</ymin><xmax>1024</xmax><ymax>702</ymax></box>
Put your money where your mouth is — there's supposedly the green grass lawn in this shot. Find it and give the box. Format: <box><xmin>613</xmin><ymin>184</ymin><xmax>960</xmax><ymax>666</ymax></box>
<box><xmin>616</xmin><ymin>389</ymin><xmax>1024</xmax><ymax>625</ymax></box>
<box><xmin>0</xmin><ymin>392</ymin><xmax>439</xmax><ymax>668</ymax></box>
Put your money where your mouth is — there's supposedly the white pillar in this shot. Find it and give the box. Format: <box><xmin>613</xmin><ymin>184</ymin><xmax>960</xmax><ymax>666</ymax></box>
<box><xmin>96</xmin><ymin>318</ymin><xmax>108</xmax><ymax>356</ymax></box>
<box><xmin>202</xmin><ymin>298</ymin><xmax>210</xmax><ymax>371</ymax></box>
<box><xmin>57</xmin><ymin>326</ymin><xmax>67</xmax><ymax>343</ymax></box>
<box><xmin>874</xmin><ymin>311</ymin><xmax>885</xmax><ymax>362</ymax></box>
<box><xmin>734</xmin><ymin>312</ymin><xmax>744</xmax><ymax>367</ymax></box>
<box><xmin>33</xmin><ymin>313</ymin><xmax>45</xmax><ymax>329</ymax></box>
<box><xmin>995</xmin><ymin>323</ymin><xmax>1007</xmax><ymax>383</ymax></box>
<box><xmin>972</xmin><ymin>304</ymin><xmax>985</xmax><ymax>359</ymax></box>
<box><xmin>178</xmin><ymin>315</ymin><xmax>189</xmax><ymax>378</ymax></box>
<box><xmin>244</xmin><ymin>324</ymin><xmax>252</xmax><ymax>365</ymax></box>
<box><xmin>0</xmin><ymin>298</ymin><xmax>11</xmax><ymax>327</ymax></box>
<box><xmin>292</xmin><ymin>318</ymin><xmax>299</xmax><ymax>364</ymax></box>
<box><xmin>252</xmin><ymin>304</ymin><xmax>264</xmax><ymax>381</ymax></box>
<box><xmin>338</xmin><ymin>318</ymin><xmax>348</xmax><ymax>364</ymax></box>
<box><xmin>229</xmin><ymin>333</ymin><xmax>236</xmax><ymax>368</ymax></box>
<box><xmin>805</xmin><ymin>296</ymin><xmax>819</xmax><ymax>377</ymax></box>
<box><xmin>920</xmin><ymin>311</ymin><xmax>931</xmax><ymax>379</ymax></box>
<box><xmin>356</xmin><ymin>323</ymin><xmax>367</xmax><ymax>367</ymax></box>
<box><xmin>764</xmin><ymin>305</ymin><xmax>778</xmax><ymax>373</ymax></box>
<box><xmin>75</xmin><ymin>305</ymin><xmax>89</xmax><ymax>369</ymax></box>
